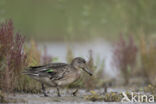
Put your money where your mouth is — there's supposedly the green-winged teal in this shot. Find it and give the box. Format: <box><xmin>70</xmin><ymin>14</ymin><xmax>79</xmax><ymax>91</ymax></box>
<box><xmin>23</xmin><ymin>57</ymin><xmax>93</xmax><ymax>97</ymax></box>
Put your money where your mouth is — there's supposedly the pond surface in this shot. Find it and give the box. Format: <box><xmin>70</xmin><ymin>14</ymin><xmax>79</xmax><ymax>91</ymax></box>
<box><xmin>38</xmin><ymin>39</ymin><xmax>118</xmax><ymax>77</ymax></box>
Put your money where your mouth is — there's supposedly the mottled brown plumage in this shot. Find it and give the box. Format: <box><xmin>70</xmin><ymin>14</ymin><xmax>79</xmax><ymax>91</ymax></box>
<box><xmin>23</xmin><ymin>57</ymin><xmax>92</xmax><ymax>97</ymax></box>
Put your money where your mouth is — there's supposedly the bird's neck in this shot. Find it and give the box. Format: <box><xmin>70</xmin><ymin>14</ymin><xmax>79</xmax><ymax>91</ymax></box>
<box><xmin>70</xmin><ymin>64</ymin><xmax>81</xmax><ymax>74</ymax></box>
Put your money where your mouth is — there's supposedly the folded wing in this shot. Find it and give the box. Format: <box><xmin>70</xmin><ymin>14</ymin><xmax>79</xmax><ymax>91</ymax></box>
<box><xmin>23</xmin><ymin>63</ymin><xmax>68</xmax><ymax>80</ymax></box>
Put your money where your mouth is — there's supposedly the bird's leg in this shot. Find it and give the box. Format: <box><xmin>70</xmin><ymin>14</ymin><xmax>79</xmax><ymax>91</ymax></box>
<box><xmin>72</xmin><ymin>89</ymin><xmax>78</xmax><ymax>96</ymax></box>
<box><xmin>41</xmin><ymin>83</ymin><xmax>48</xmax><ymax>97</ymax></box>
<box><xmin>56</xmin><ymin>87</ymin><xmax>61</xmax><ymax>97</ymax></box>
<box><xmin>103</xmin><ymin>83</ymin><xmax>107</xmax><ymax>95</ymax></box>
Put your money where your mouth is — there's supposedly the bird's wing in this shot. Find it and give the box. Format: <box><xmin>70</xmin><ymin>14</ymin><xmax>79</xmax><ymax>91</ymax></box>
<box><xmin>24</xmin><ymin>63</ymin><xmax>69</xmax><ymax>80</ymax></box>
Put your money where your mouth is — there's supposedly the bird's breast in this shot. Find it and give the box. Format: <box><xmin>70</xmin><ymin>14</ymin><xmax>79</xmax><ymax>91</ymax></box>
<box><xmin>56</xmin><ymin>70</ymin><xmax>81</xmax><ymax>86</ymax></box>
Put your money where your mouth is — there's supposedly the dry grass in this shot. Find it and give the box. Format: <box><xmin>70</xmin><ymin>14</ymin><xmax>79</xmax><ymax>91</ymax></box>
<box><xmin>15</xmin><ymin>40</ymin><xmax>42</xmax><ymax>93</ymax></box>
<box><xmin>140</xmin><ymin>36</ymin><xmax>156</xmax><ymax>86</ymax></box>
<box><xmin>0</xmin><ymin>20</ymin><xmax>52</xmax><ymax>93</ymax></box>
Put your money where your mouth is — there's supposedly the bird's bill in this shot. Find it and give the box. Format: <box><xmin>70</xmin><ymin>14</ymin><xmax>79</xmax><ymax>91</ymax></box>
<box><xmin>82</xmin><ymin>66</ymin><xmax>93</xmax><ymax>76</ymax></box>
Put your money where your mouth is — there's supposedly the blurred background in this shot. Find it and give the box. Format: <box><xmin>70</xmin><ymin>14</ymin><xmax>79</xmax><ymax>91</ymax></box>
<box><xmin>1</xmin><ymin>0</ymin><xmax>156</xmax><ymax>41</ymax></box>
<box><xmin>1</xmin><ymin>0</ymin><xmax>156</xmax><ymax>67</ymax></box>
<box><xmin>0</xmin><ymin>0</ymin><xmax>156</xmax><ymax>100</ymax></box>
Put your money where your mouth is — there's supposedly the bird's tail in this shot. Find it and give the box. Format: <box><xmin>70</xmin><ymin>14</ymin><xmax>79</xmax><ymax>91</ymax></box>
<box><xmin>22</xmin><ymin>67</ymin><xmax>39</xmax><ymax>77</ymax></box>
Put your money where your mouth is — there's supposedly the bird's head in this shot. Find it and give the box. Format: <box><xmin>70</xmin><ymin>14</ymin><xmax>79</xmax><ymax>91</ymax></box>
<box><xmin>71</xmin><ymin>57</ymin><xmax>93</xmax><ymax>76</ymax></box>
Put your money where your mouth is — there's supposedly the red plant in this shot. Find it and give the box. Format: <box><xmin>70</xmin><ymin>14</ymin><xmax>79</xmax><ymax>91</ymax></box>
<box><xmin>0</xmin><ymin>20</ymin><xmax>27</xmax><ymax>92</ymax></box>
<box><xmin>112</xmin><ymin>35</ymin><xmax>137</xmax><ymax>85</ymax></box>
<box><xmin>0</xmin><ymin>20</ymin><xmax>13</xmax><ymax>57</ymax></box>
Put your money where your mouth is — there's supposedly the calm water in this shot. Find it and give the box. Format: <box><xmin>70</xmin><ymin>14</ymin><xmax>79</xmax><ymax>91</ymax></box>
<box><xmin>38</xmin><ymin>39</ymin><xmax>118</xmax><ymax>78</ymax></box>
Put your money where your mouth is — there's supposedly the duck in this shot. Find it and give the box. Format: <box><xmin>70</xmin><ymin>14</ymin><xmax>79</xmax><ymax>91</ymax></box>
<box><xmin>23</xmin><ymin>57</ymin><xmax>93</xmax><ymax>97</ymax></box>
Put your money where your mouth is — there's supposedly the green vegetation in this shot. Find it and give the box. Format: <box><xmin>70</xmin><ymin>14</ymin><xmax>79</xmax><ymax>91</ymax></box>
<box><xmin>0</xmin><ymin>0</ymin><xmax>156</xmax><ymax>103</ymax></box>
<box><xmin>0</xmin><ymin>0</ymin><xmax>156</xmax><ymax>41</ymax></box>
<box><xmin>85</xmin><ymin>90</ymin><xmax>103</xmax><ymax>102</ymax></box>
<box><xmin>1</xmin><ymin>20</ymin><xmax>156</xmax><ymax>92</ymax></box>
<box><xmin>85</xmin><ymin>91</ymin><xmax>156</xmax><ymax>102</ymax></box>
<box><xmin>140</xmin><ymin>36</ymin><xmax>156</xmax><ymax>86</ymax></box>
<box><xmin>0</xmin><ymin>19</ymin><xmax>156</xmax><ymax>103</ymax></box>
<box><xmin>0</xmin><ymin>20</ymin><xmax>52</xmax><ymax>94</ymax></box>
<box><xmin>144</xmin><ymin>85</ymin><xmax>156</xmax><ymax>95</ymax></box>
<box><xmin>0</xmin><ymin>90</ymin><xmax>7</xmax><ymax>103</ymax></box>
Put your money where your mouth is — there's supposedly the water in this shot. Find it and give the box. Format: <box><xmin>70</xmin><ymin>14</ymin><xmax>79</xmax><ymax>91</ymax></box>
<box><xmin>38</xmin><ymin>39</ymin><xmax>118</xmax><ymax>77</ymax></box>
<box><xmin>39</xmin><ymin>40</ymin><xmax>112</xmax><ymax>62</ymax></box>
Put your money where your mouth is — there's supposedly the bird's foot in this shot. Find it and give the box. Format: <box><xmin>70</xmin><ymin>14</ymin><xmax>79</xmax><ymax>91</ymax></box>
<box><xmin>57</xmin><ymin>87</ymin><xmax>61</xmax><ymax>97</ymax></box>
<box><xmin>44</xmin><ymin>93</ymin><xmax>49</xmax><ymax>97</ymax></box>
<box><xmin>42</xmin><ymin>83</ymin><xmax>49</xmax><ymax>97</ymax></box>
<box><xmin>57</xmin><ymin>94</ymin><xmax>61</xmax><ymax>97</ymax></box>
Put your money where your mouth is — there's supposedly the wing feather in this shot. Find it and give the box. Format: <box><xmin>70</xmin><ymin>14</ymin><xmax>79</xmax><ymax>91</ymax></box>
<box><xmin>24</xmin><ymin>63</ymin><xmax>69</xmax><ymax>80</ymax></box>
